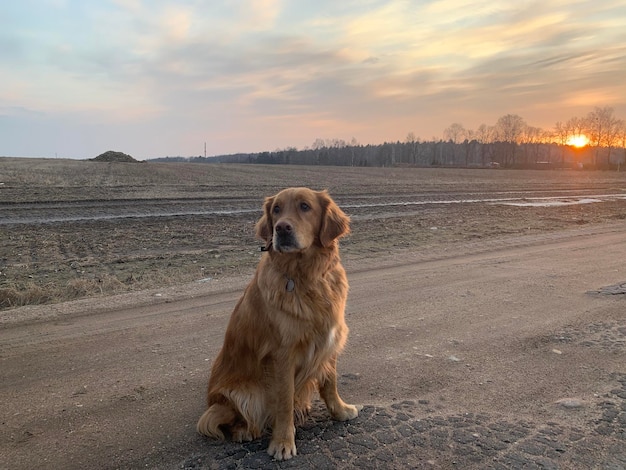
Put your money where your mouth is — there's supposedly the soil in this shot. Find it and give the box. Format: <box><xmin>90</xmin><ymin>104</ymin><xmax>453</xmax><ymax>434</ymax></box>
<box><xmin>1</xmin><ymin>159</ymin><xmax>626</xmax><ymax>468</ymax></box>
<box><xmin>2</xmin><ymin>159</ymin><xmax>626</xmax><ymax>310</ymax></box>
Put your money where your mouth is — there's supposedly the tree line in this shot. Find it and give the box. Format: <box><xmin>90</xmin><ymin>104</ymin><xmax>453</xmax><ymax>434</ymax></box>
<box><xmin>150</xmin><ymin>107</ymin><xmax>626</xmax><ymax>169</ymax></box>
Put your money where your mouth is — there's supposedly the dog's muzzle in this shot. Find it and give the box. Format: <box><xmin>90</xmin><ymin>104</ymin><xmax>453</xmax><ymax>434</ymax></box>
<box><xmin>273</xmin><ymin>220</ymin><xmax>299</xmax><ymax>252</ymax></box>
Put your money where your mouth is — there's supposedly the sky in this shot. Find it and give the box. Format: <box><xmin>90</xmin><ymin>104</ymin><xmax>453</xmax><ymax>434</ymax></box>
<box><xmin>1</xmin><ymin>0</ymin><xmax>625</xmax><ymax>160</ymax></box>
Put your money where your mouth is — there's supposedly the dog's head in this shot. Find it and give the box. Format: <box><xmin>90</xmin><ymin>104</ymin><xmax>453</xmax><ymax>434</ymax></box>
<box><xmin>255</xmin><ymin>188</ymin><xmax>350</xmax><ymax>253</ymax></box>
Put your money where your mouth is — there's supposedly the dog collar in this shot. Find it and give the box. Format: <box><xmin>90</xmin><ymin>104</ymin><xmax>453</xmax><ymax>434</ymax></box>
<box><xmin>258</xmin><ymin>246</ymin><xmax>294</xmax><ymax>291</ymax></box>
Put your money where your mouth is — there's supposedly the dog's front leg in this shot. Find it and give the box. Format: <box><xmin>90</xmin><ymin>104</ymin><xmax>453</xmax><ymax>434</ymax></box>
<box><xmin>267</xmin><ymin>354</ymin><xmax>297</xmax><ymax>460</ymax></box>
<box><xmin>319</xmin><ymin>355</ymin><xmax>359</xmax><ymax>421</ymax></box>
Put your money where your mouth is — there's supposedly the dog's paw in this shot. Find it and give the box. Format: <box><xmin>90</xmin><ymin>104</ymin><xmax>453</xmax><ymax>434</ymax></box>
<box><xmin>333</xmin><ymin>403</ymin><xmax>360</xmax><ymax>421</ymax></box>
<box><xmin>231</xmin><ymin>428</ymin><xmax>253</xmax><ymax>442</ymax></box>
<box><xmin>267</xmin><ymin>437</ymin><xmax>297</xmax><ymax>460</ymax></box>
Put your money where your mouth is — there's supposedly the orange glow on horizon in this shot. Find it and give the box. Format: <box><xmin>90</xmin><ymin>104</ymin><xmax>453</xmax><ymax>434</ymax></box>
<box><xmin>566</xmin><ymin>134</ymin><xmax>589</xmax><ymax>148</ymax></box>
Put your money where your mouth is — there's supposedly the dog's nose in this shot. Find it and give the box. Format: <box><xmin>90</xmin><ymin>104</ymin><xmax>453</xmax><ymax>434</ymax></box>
<box><xmin>275</xmin><ymin>221</ymin><xmax>293</xmax><ymax>234</ymax></box>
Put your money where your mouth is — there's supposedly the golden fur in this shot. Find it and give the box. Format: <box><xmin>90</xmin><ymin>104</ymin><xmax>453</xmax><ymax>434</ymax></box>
<box><xmin>196</xmin><ymin>187</ymin><xmax>358</xmax><ymax>460</ymax></box>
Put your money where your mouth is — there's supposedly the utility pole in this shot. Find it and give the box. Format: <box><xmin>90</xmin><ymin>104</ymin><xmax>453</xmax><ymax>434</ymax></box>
<box><xmin>204</xmin><ymin>142</ymin><xmax>206</xmax><ymax>158</ymax></box>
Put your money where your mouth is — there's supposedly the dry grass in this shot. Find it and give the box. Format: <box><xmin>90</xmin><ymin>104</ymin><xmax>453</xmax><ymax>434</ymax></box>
<box><xmin>0</xmin><ymin>275</ymin><xmax>127</xmax><ymax>309</ymax></box>
<box><xmin>0</xmin><ymin>284</ymin><xmax>54</xmax><ymax>309</ymax></box>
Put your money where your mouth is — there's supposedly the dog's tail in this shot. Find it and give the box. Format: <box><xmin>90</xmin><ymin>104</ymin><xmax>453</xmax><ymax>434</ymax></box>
<box><xmin>196</xmin><ymin>403</ymin><xmax>236</xmax><ymax>440</ymax></box>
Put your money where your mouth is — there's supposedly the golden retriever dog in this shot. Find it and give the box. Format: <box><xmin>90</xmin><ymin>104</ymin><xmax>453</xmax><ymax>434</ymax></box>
<box><xmin>196</xmin><ymin>187</ymin><xmax>359</xmax><ymax>460</ymax></box>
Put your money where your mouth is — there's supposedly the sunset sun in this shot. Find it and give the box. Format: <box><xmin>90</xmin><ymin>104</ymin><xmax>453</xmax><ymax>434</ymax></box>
<box><xmin>566</xmin><ymin>134</ymin><xmax>589</xmax><ymax>148</ymax></box>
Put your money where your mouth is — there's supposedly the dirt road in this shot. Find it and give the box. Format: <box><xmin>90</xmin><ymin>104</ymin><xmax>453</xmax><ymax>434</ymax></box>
<box><xmin>1</xmin><ymin>220</ymin><xmax>625</xmax><ymax>469</ymax></box>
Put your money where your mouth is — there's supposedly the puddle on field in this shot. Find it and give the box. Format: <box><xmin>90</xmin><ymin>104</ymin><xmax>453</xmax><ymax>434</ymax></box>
<box><xmin>492</xmin><ymin>194</ymin><xmax>626</xmax><ymax>208</ymax></box>
<box><xmin>495</xmin><ymin>198</ymin><xmax>601</xmax><ymax>207</ymax></box>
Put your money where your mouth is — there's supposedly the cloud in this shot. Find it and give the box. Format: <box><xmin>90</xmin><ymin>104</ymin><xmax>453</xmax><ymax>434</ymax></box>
<box><xmin>111</xmin><ymin>0</ymin><xmax>142</xmax><ymax>12</ymax></box>
<box><xmin>1</xmin><ymin>0</ymin><xmax>626</xmax><ymax>158</ymax></box>
<box><xmin>161</xmin><ymin>7</ymin><xmax>192</xmax><ymax>42</ymax></box>
<box><xmin>238</xmin><ymin>0</ymin><xmax>282</xmax><ymax>30</ymax></box>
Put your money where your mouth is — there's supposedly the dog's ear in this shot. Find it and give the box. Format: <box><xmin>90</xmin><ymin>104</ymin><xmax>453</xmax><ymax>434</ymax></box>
<box><xmin>318</xmin><ymin>190</ymin><xmax>350</xmax><ymax>247</ymax></box>
<box><xmin>255</xmin><ymin>196</ymin><xmax>274</xmax><ymax>247</ymax></box>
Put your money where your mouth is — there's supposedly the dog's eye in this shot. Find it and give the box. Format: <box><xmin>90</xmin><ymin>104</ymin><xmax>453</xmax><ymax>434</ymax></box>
<box><xmin>272</xmin><ymin>205</ymin><xmax>280</xmax><ymax>214</ymax></box>
<box><xmin>300</xmin><ymin>202</ymin><xmax>310</xmax><ymax>212</ymax></box>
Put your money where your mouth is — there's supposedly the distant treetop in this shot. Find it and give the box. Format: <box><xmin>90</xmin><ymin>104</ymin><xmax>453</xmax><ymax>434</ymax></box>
<box><xmin>91</xmin><ymin>150</ymin><xmax>139</xmax><ymax>163</ymax></box>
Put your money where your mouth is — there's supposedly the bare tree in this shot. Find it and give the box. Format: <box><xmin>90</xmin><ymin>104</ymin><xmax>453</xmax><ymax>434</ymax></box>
<box><xmin>443</xmin><ymin>123</ymin><xmax>467</xmax><ymax>165</ymax></box>
<box><xmin>553</xmin><ymin>121</ymin><xmax>570</xmax><ymax>164</ymax></box>
<box><xmin>236</xmin><ymin>108</ymin><xmax>626</xmax><ymax>169</ymax></box>
<box><xmin>443</xmin><ymin>123</ymin><xmax>466</xmax><ymax>144</ymax></box>
<box><xmin>615</xmin><ymin>122</ymin><xmax>626</xmax><ymax>171</ymax></box>
<box><xmin>601</xmin><ymin>115</ymin><xmax>625</xmax><ymax>167</ymax></box>
<box><xmin>463</xmin><ymin>129</ymin><xmax>476</xmax><ymax>166</ymax></box>
<box><xmin>475</xmin><ymin>124</ymin><xmax>492</xmax><ymax>142</ymax></box>
<box><xmin>312</xmin><ymin>138</ymin><xmax>326</xmax><ymax>150</ymax></box>
<box><xmin>406</xmin><ymin>132</ymin><xmax>420</xmax><ymax>165</ymax></box>
<box><xmin>553</xmin><ymin>121</ymin><xmax>568</xmax><ymax>145</ymax></box>
<box><xmin>586</xmin><ymin>107</ymin><xmax>622</xmax><ymax>167</ymax></box>
<box><xmin>349</xmin><ymin>137</ymin><xmax>359</xmax><ymax>166</ymax></box>
<box><xmin>496</xmin><ymin>114</ymin><xmax>526</xmax><ymax>142</ymax></box>
<box><xmin>475</xmin><ymin>123</ymin><xmax>495</xmax><ymax>166</ymax></box>
<box><xmin>567</xmin><ymin>116</ymin><xmax>586</xmax><ymax>139</ymax></box>
<box><xmin>521</xmin><ymin>126</ymin><xmax>544</xmax><ymax>164</ymax></box>
<box><xmin>495</xmin><ymin>114</ymin><xmax>526</xmax><ymax>166</ymax></box>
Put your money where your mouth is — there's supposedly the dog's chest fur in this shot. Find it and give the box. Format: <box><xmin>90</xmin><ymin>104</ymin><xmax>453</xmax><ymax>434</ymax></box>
<box><xmin>257</xmin><ymin>253</ymin><xmax>346</xmax><ymax>317</ymax></box>
<box><xmin>254</xmin><ymin>252</ymin><xmax>348</xmax><ymax>361</ymax></box>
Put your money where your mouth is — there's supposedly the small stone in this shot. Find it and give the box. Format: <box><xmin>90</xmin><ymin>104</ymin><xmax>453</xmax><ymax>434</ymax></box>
<box><xmin>551</xmin><ymin>349</ymin><xmax>562</xmax><ymax>355</ymax></box>
<box><xmin>555</xmin><ymin>398</ymin><xmax>585</xmax><ymax>409</ymax></box>
<box><xmin>448</xmin><ymin>355</ymin><xmax>461</xmax><ymax>362</ymax></box>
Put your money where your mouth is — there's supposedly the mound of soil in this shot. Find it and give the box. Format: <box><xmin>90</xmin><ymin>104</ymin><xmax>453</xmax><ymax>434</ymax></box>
<box><xmin>91</xmin><ymin>150</ymin><xmax>139</xmax><ymax>163</ymax></box>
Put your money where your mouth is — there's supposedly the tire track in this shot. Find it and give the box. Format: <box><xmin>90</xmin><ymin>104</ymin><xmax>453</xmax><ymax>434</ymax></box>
<box><xmin>2</xmin><ymin>190</ymin><xmax>625</xmax><ymax>225</ymax></box>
